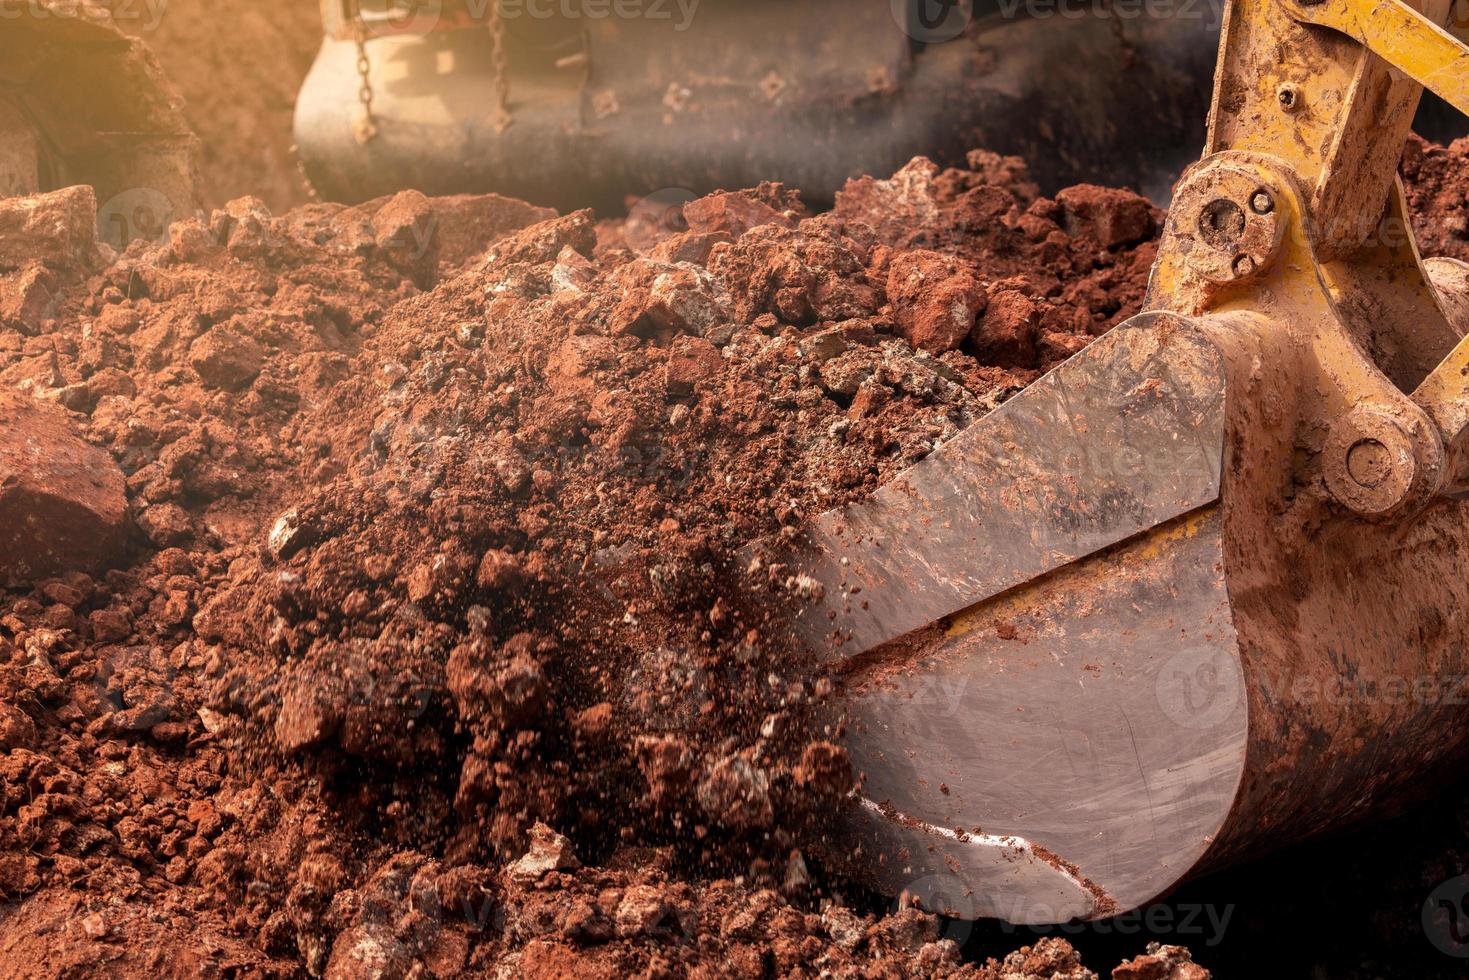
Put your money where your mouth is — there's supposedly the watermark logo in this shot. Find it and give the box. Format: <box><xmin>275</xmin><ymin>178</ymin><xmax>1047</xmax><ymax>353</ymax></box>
<box><xmin>1155</xmin><ymin>646</ymin><xmax>1241</xmax><ymax>730</ymax></box>
<box><xmin>892</xmin><ymin>0</ymin><xmax>974</xmax><ymax>43</ymax></box>
<box><xmin>624</xmin><ymin>186</ymin><xmax>696</xmax><ymax>254</ymax></box>
<box><xmin>1425</xmin><ymin>875</ymin><xmax>1469</xmax><ymax>957</ymax></box>
<box><xmin>96</xmin><ymin>187</ymin><xmax>175</xmax><ymax>250</ymax></box>
<box><xmin>0</xmin><ymin>0</ymin><xmax>169</xmax><ymax>33</ymax></box>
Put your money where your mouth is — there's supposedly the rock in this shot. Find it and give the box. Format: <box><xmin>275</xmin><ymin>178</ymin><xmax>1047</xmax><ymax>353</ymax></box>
<box><xmin>973</xmin><ymin>289</ymin><xmax>1041</xmax><ymax>368</ymax></box>
<box><xmin>80</xmin><ymin>912</ymin><xmax>110</xmax><ymax>940</ymax></box>
<box><xmin>483</xmin><ymin>209</ymin><xmax>596</xmax><ymax>267</ymax></box>
<box><xmin>995</xmin><ymin>937</ymin><xmax>1097</xmax><ymax>980</ymax></box>
<box><xmin>834</xmin><ymin>157</ymin><xmax>943</xmax><ymax>247</ymax></box>
<box><xmin>0</xmin><ymin>263</ymin><xmax>55</xmax><ymax>335</ymax></box>
<box><xmin>550</xmin><ymin>245</ymin><xmax>598</xmax><ymax>293</ymax></box>
<box><xmin>885</xmin><ymin>250</ymin><xmax>987</xmax><ymax>354</ymax></box>
<box><xmin>821</xmin><ymin>906</ymin><xmax>865</xmax><ymax>953</ymax></box>
<box><xmin>614</xmin><ymin>884</ymin><xmax>689</xmax><ymax>939</ymax></box>
<box><xmin>696</xmin><ymin>755</ymin><xmax>773</xmax><ymax>830</ymax></box>
<box><xmin>135</xmin><ymin>503</ymin><xmax>193</xmax><ymax>548</ymax></box>
<box><xmin>0</xmin><ymin>392</ymin><xmax>128</xmax><ymax>588</ymax></box>
<box><xmin>650</xmin><ymin>230</ymin><xmax>732</xmax><ymax>266</ymax></box>
<box><xmin>1056</xmin><ymin>184</ymin><xmax>1156</xmax><ymax>249</ymax></box>
<box><xmin>371</xmin><ymin>189</ymin><xmax>440</xmax><ymax>288</ymax></box>
<box><xmin>1113</xmin><ymin>943</ymin><xmax>1210</xmax><ymax>980</ymax></box>
<box><xmin>475</xmin><ymin>548</ymin><xmax>524</xmax><ymax>591</ymax></box>
<box><xmin>0</xmin><ymin>186</ymin><xmax>100</xmax><ymax>274</ymax></box>
<box><xmin>683</xmin><ymin>190</ymin><xmax>793</xmax><ymax>239</ymax></box>
<box><xmin>275</xmin><ymin>680</ymin><xmax>341</xmax><ymax>753</ymax></box>
<box><xmin>189</xmin><ymin>322</ymin><xmax>266</xmax><ymax>390</ymax></box>
<box><xmin>664</xmin><ymin>335</ymin><xmax>723</xmax><ymax>395</ymax></box>
<box><xmin>324</xmin><ymin>922</ymin><xmax>414</xmax><ymax>980</ymax></box>
<box><xmin>507</xmin><ymin>822</ymin><xmax>580</xmax><ymax>883</ymax></box>
<box><xmin>422</xmin><ymin>192</ymin><xmax>555</xmax><ymax>268</ymax></box>
<box><xmin>547</xmin><ymin>334</ymin><xmax>617</xmax><ymax>393</ymax></box>
<box><xmin>0</xmin><ymin>704</ymin><xmax>37</xmax><ymax>751</ymax></box>
<box><xmin>647</xmin><ymin>265</ymin><xmax>734</xmax><ymax>336</ymax></box>
<box><xmin>88</xmin><ymin>606</ymin><xmax>134</xmax><ymax>644</ymax></box>
<box><xmin>267</xmin><ymin>508</ymin><xmax>319</xmax><ymax>561</ymax></box>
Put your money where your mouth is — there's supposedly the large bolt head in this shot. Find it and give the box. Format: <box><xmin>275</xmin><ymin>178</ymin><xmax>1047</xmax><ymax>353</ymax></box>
<box><xmin>1323</xmin><ymin>404</ymin><xmax>1442</xmax><ymax>517</ymax></box>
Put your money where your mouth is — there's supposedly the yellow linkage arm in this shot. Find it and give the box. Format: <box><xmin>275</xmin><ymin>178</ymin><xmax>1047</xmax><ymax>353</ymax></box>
<box><xmin>1292</xmin><ymin>0</ymin><xmax>1469</xmax><ymax>118</ymax></box>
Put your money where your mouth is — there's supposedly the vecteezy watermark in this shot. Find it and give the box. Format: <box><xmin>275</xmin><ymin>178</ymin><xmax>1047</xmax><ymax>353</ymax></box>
<box><xmin>96</xmin><ymin>187</ymin><xmax>177</xmax><ymax>250</ymax></box>
<box><xmin>891</xmin><ymin>0</ymin><xmax>974</xmax><ymax>43</ymax></box>
<box><xmin>991</xmin><ymin>0</ymin><xmax>1225</xmax><ymax>23</ymax></box>
<box><xmin>1424</xmin><ymin>875</ymin><xmax>1469</xmax><ymax>958</ymax></box>
<box><xmin>496</xmin><ymin>0</ymin><xmax>700</xmax><ymax>30</ymax></box>
<box><xmin>623</xmin><ymin>187</ymin><xmax>697</xmax><ymax>254</ymax></box>
<box><xmin>0</xmin><ymin>0</ymin><xmax>169</xmax><ymax>32</ymax></box>
<box><xmin>1154</xmin><ymin>646</ymin><xmax>1243</xmax><ymax>730</ymax></box>
<box><xmin>358</xmin><ymin>0</ymin><xmax>702</xmax><ymax>37</ymax></box>
<box><xmin>996</xmin><ymin>899</ymin><xmax>1235</xmax><ymax>947</ymax></box>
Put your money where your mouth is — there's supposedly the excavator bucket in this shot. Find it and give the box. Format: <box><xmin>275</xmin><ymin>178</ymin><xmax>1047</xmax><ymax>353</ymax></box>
<box><xmin>747</xmin><ymin>0</ymin><xmax>1469</xmax><ymax>923</ymax></box>
<box><xmin>0</xmin><ymin>4</ymin><xmax>197</xmax><ymax>245</ymax></box>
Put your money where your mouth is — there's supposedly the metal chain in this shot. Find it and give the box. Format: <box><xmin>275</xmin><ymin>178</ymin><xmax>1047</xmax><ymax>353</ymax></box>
<box><xmin>352</xmin><ymin>8</ymin><xmax>379</xmax><ymax>144</ymax></box>
<box><xmin>487</xmin><ymin>0</ymin><xmax>513</xmax><ymax>132</ymax></box>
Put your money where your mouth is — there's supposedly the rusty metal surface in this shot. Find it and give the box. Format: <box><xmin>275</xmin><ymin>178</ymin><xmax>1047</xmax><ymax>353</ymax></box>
<box><xmin>294</xmin><ymin>2</ymin><xmax>1219</xmax><ymax>208</ymax></box>
<box><xmin>749</xmin><ymin>316</ymin><xmax>1227</xmax><ymax>660</ymax></box>
<box><xmin>750</xmin><ymin>0</ymin><xmax>1469</xmax><ymax>926</ymax></box>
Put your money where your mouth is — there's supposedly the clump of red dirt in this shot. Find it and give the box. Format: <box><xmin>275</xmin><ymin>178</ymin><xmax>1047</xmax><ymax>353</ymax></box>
<box><xmin>0</xmin><ymin>147</ymin><xmax>1185</xmax><ymax>976</ymax></box>
<box><xmin>1403</xmin><ymin>134</ymin><xmax>1469</xmax><ymax>263</ymax></box>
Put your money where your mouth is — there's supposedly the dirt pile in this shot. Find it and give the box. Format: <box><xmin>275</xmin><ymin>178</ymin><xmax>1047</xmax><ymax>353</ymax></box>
<box><xmin>0</xmin><ymin>145</ymin><xmax>1183</xmax><ymax>976</ymax></box>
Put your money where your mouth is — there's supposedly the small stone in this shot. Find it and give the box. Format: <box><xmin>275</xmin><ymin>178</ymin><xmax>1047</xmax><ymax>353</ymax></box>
<box><xmin>822</xmin><ymin>906</ymin><xmax>865</xmax><ymax>953</ymax></box>
<box><xmin>267</xmin><ymin>508</ymin><xmax>317</xmax><ymax>561</ymax></box>
<box><xmin>683</xmin><ymin>191</ymin><xmax>792</xmax><ymax>239</ymax></box>
<box><xmin>1056</xmin><ymin>184</ymin><xmax>1156</xmax><ymax>248</ymax></box>
<box><xmin>0</xmin><ymin>704</ymin><xmax>37</xmax><ymax>751</ymax></box>
<box><xmin>371</xmin><ymin>189</ymin><xmax>440</xmax><ymax>288</ymax></box>
<box><xmin>507</xmin><ymin>822</ymin><xmax>580</xmax><ymax>883</ymax></box>
<box><xmin>475</xmin><ymin>548</ymin><xmax>523</xmax><ymax>591</ymax></box>
<box><xmin>136</xmin><ymin>503</ymin><xmax>193</xmax><ymax>549</ymax></box>
<box><xmin>80</xmin><ymin>911</ymin><xmax>109</xmax><ymax>940</ymax></box>
<box><xmin>1113</xmin><ymin>942</ymin><xmax>1211</xmax><ymax>980</ymax></box>
<box><xmin>973</xmin><ymin>289</ymin><xmax>1041</xmax><ymax>368</ymax></box>
<box><xmin>550</xmin><ymin>245</ymin><xmax>598</xmax><ymax>292</ymax></box>
<box><xmin>664</xmin><ymin>335</ymin><xmax>723</xmax><ymax>395</ymax></box>
<box><xmin>86</xmin><ymin>606</ymin><xmax>130</xmax><ymax>644</ymax></box>
<box><xmin>189</xmin><ymin>323</ymin><xmax>266</xmax><ymax>390</ymax></box>
<box><xmin>0</xmin><ymin>263</ymin><xmax>54</xmax><ymax>335</ymax></box>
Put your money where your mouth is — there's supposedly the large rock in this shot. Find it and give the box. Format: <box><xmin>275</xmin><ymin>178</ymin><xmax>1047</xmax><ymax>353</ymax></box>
<box><xmin>0</xmin><ymin>392</ymin><xmax>128</xmax><ymax>587</ymax></box>
<box><xmin>886</xmin><ymin>249</ymin><xmax>986</xmax><ymax>355</ymax></box>
<box><xmin>0</xmin><ymin>186</ymin><xmax>100</xmax><ymax>274</ymax></box>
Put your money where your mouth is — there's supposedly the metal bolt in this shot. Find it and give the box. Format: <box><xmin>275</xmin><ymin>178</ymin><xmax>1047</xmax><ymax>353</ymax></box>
<box><xmin>1231</xmin><ymin>254</ymin><xmax>1257</xmax><ymax>277</ymax></box>
<box><xmin>1346</xmin><ymin>438</ymin><xmax>1392</xmax><ymax>488</ymax></box>
<box><xmin>1277</xmin><ymin>84</ymin><xmax>1303</xmax><ymax>114</ymax></box>
<box><xmin>1250</xmin><ymin>190</ymin><xmax>1275</xmax><ymax>215</ymax></box>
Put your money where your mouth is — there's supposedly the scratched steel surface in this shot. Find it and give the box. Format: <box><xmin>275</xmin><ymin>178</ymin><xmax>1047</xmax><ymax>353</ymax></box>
<box><xmin>758</xmin><ymin>318</ymin><xmax>1229</xmax><ymax>661</ymax></box>
<box><xmin>837</xmin><ymin>507</ymin><xmax>1248</xmax><ymax>921</ymax></box>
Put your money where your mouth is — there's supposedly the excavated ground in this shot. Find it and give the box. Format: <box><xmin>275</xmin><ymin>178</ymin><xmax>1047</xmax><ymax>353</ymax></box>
<box><xmin>0</xmin><ymin>137</ymin><xmax>1197</xmax><ymax>977</ymax></box>
<box><xmin>5</xmin><ymin>12</ymin><xmax>1469</xmax><ymax>972</ymax></box>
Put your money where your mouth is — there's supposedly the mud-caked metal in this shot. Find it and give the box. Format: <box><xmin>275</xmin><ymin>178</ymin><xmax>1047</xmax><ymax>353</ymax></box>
<box><xmin>747</xmin><ymin>0</ymin><xmax>1469</xmax><ymax>922</ymax></box>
